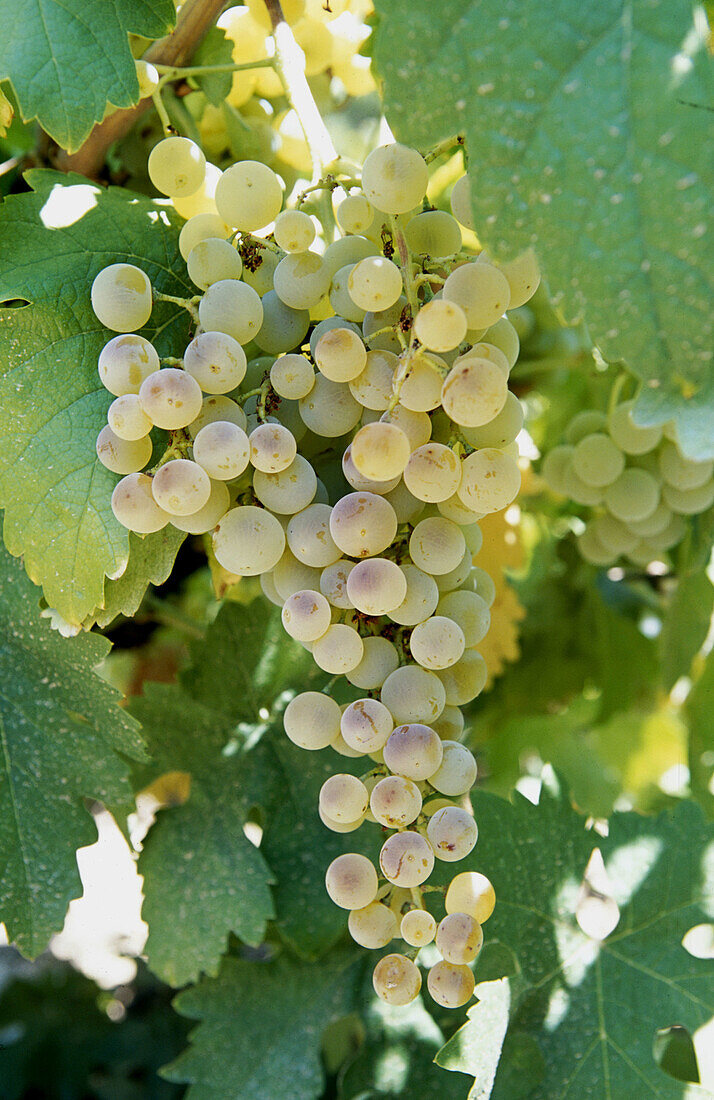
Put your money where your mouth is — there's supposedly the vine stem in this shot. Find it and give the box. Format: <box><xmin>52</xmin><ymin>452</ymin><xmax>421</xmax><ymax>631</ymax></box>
<box><xmin>151</xmin><ymin>91</ymin><xmax>174</xmax><ymax>138</ymax></box>
<box><xmin>153</xmin><ymin>290</ymin><xmax>200</xmax><ymax>322</ymax></box>
<box><xmin>155</xmin><ymin>58</ymin><xmax>274</xmax><ymax>83</ymax></box>
<box><xmin>264</xmin><ymin>0</ymin><xmax>338</xmax><ymax>182</ymax></box>
<box><xmin>424</xmin><ymin>133</ymin><xmax>465</xmax><ymax>164</ymax></box>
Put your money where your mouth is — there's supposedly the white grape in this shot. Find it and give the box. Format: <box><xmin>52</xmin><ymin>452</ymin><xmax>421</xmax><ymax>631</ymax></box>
<box><xmin>470</xmin><ymin>567</ymin><xmax>496</xmax><ymax>607</ymax></box>
<box><xmin>148</xmin><ymin>136</ymin><xmax>205</xmax><ymax>197</ymax></box>
<box><xmin>450</xmin><ymin>174</ymin><xmax>474</xmax><ymax>230</ymax></box>
<box><xmin>436</xmin><ymin>912</ymin><xmax>483</xmax><ymax>965</ymax></box>
<box><xmin>349</xmin><ymin>902</ymin><xmax>397</xmax><ymax>949</ymax></box>
<box><xmin>281</xmin><ymin>588</ymin><xmax>331</xmax><ymax>642</ymax></box>
<box><xmin>662</xmin><ymin>479</ymin><xmax>714</xmax><ymax>515</ymax></box>
<box><xmin>314</xmin><ymin>327</ymin><xmax>367</xmax><ymax>382</ymax></box>
<box><xmin>91</xmin><ymin>263</ymin><xmax>153</xmax><ymax>332</ymax></box>
<box><xmin>659</xmin><ymin>441</ymin><xmax>713</xmax><ymax>490</ymax></box>
<box><xmin>249</xmin><ymin>422</ymin><xmax>297</xmax><ymax>473</ymax></box>
<box><xmin>96</xmin><ymin>425</ymin><xmax>151</xmax><ymax>474</ymax></box>
<box><xmin>401</xmin><ymin>908</ymin><xmax>436</xmax><ymax>947</ymax></box>
<box><xmin>572</xmin><ymin>432</ymin><xmax>625</xmax><ymax>487</ymax></box>
<box><xmin>283</xmin><ymin>690</ymin><xmax>341</xmax><ymax>750</ymax></box>
<box><xmin>443</xmin><ymin>262</ymin><xmax>510</xmax><ymax>329</ymax></box>
<box><xmin>152</xmin><ymin>459</ymin><xmax>211</xmax><ymax>516</ymax></box>
<box><xmin>370</xmin><ymin>775</ymin><xmax>422</xmax><ymax>827</ymax></box>
<box><xmin>346</xmin><ymin>557</ymin><xmax>407</xmax><ymax>616</ymax></box>
<box><xmin>178</xmin><ymin>213</ymin><xmax>231</xmax><ymax>261</ymax></box>
<box><xmin>286</xmin><ymin>503</ymin><xmax>340</xmax><ymax>567</ymax></box>
<box><xmin>341</xmin><ymin>698</ymin><xmax>393</xmax><ymax>753</ymax></box>
<box><xmin>184</xmin><ymin>331</ymin><xmax>247</xmax><ymax>394</ymax></box>
<box><xmin>299</xmin><ymin>374</ymin><xmax>362</xmax><ymax>437</ymax></box>
<box><xmin>270</xmin><ymin>354</ymin><xmax>315</xmax><ymax>400</ymax></box>
<box><xmin>436</xmin><ymin>649</ymin><xmax>488</xmax><ymax>706</ymax></box>
<box><xmin>414</xmin><ymin>299</ymin><xmax>467</xmax><ymax>352</ymax></box>
<box><xmin>432</xmin><ymin>705</ymin><xmax>465</xmax><ymax>741</ymax></box>
<box><xmin>388</xmin><ymin>563</ymin><xmax>439</xmax><ymax>626</ymax></box>
<box><xmin>193</xmin><ymin>421</ymin><xmax>250</xmax><ymax>480</ymax></box>
<box><xmin>441</xmin><ymin>357</ymin><xmax>508</xmax><ymax>427</ymax></box>
<box><xmin>320</xmin><ymin>558</ymin><xmax>357</xmax><ymax>608</ymax></box>
<box><xmin>607</xmin><ymin>400</ymin><xmax>662</xmax><ymax>454</ymax></box>
<box><xmin>462</xmin><ymin>391</ymin><xmax>524</xmax><ymax>450</ymax></box>
<box><xmin>273</xmin><ymin>549</ymin><xmax>322</xmax><ymax>600</ymax></box>
<box><xmin>409</xmin><ymin>517</ymin><xmax>466</xmax><ymax>576</ymax></box>
<box><xmin>188</xmin><ymin>395</ymin><xmax>247</xmax><ymax>437</ymax></box>
<box><xmin>98</xmin><ymin>334</ymin><xmax>159</xmax><ymax>395</ymax></box>
<box><xmin>214</xmin><ymin>160</ymin><xmax>283</xmax><ymax>230</ymax></box>
<box><xmin>187</xmin><ymin>238</ymin><xmax>243</xmax><ymax>291</ymax></box>
<box><xmin>273</xmin><ymin>251</ymin><xmax>330</xmax><ymax>310</ymax></box>
<box><xmin>320</xmin><ymin>805</ymin><xmax>365</xmax><ymax>833</ymax></box>
<box><xmin>346</xmin><ymin>636</ymin><xmax>400</xmax><ymax>690</ymax></box>
<box><xmin>430</xmin><ymin>741</ymin><xmax>477</xmax><ymax>796</ymax></box>
<box><xmin>329</xmin><ymin>264</ymin><xmax>367</xmax><ymax>322</ymax></box>
<box><xmin>458</xmin><ymin>449</ymin><xmax>521</xmax><ymax>514</ymax></box>
<box><xmin>107</xmin><ymin>394</ymin><xmax>152</xmax><ymax>440</ymax></box>
<box><xmin>483</xmin><ymin>317</ymin><xmax>519</xmax><ymax>369</ymax></box>
<box><xmin>139</xmin><ymin>368</ymin><xmax>203</xmax><ymax>429</ymax></box>
<box><xmin>319</xmin><ymin>773</ymin><xmax>369</xmax><ymax>822</ymax></box>
<box><xmin>336</xmin><ymin>193</ymin><xmax>374</xmax><ymax>235</ymax></box>
<box><xmin>329</xmin><ymin>491</ymin><xmax>397</xmax><ymax>558</ymax></box>
<box><xmin>436</xmin><ymin>590</ymin><xmax>490</xmax><ymax>648</ymax></box>
<box><xmin>404</xmin><ymin>443</ymin><xmax>462</xmax><ymax>503</ymax></box>
<box><xmin>427</xmin><ymin>806</ymin><xmax>478</xmax><ymax>862</ymax></box>
<box><xmin>273</xmin><ymin>209</ymin><xmax>315</xmax><ymax>252</ymax></box>
<box><xmin>445</xmin><ymin>872</ymin><xmax>495</xmax><ymax>924</ymax></box>
<box><xmin>383</xmin><ymin>723</ymin><xmax>443</xmax><ymax>781</ymax></box>
<box><xmin>312</xmin><ymin>623</ymin><xmax>364</xmax><ymax>673</ymax></box>
<box><xmin>198</xmin><ymin>279</ymin><xmax>263</xmax><ymax>345</ymax></box>
<box><xmin>496</xmin><ymin>249</ymin><xmax>541</xmax><ymax>308</ymax></box>
<box><xmin>380</xmin><ymin>831</ymin><xmax>434</xmax><ymax>887</ymax></box>
<box><xmin>372</xmin><ymin>954</ymin><xmax>422</xmax><ymax>1006</ymax></box>
<box><xmin>381</xmin><ymin>667</ymin><xmax>446</xmax><ymax>725</ymax></box>
<box><xmin>384</xmin><ymin>404</ymin><xmax>432</xmax><ymax>449</ymax></box>
<box><xmin>348</xmin><ymin>256</ymin><xmax>403</xmax><ymax>312</ymax></box>
<box><xmin>427</xmin><ymin>960</ymin><xmax>475</xmax><ymax>1008</ymax></box>
<box><xmin>410</xmin><ymin>616</ymin><xmax>465</xmax><ymax>670</ymax></box>
<box><xmin>406</xmin><ymin>209</ymin><xmax>463</xmax><ymax>258</ymax></box>
<box><xmin>326</xmin><ymin>853</ymin><xmax>378</xmax><ymax>910</ymax></box>
<box><xmin>348</xmin><ymin>349</ymin><xmax>398</xmax><ymax>411</ymax></box>
<box><xmin>212</xmin><ymin>504</ymin><xmax>286</xmax><ymax>574</ymax></box>
<box><xmin>111</xmin><ymin>473</ymin><xmax>169</xmax><ymax>533</ymax></box>
<box><xmin>361</xmin><ymin>144</ymin><xmax>429</xmax><ymax>214</ymax></box>
<box><xmin>135</xmin><ymin>58</ymin><xmax>160</xmax><ymax>98</ymax></box>
<box><xmin>399</xmin><ymin>351</ymin><xmax>445</xmax><ymax>412</ymax></box>
<box><xmin>170</xmin><ymin>480</ymin><xmax>231</xmax><ymax>534</ymax></box>
<box><xmin>253</xmin><ymin>454</ymin><xmax>317</xmax><ymax>514</ymax></box>
<box><xmin>604</xmin><ymin>468</ymin><xmax>660</xmax><ymax>522</ymax></box>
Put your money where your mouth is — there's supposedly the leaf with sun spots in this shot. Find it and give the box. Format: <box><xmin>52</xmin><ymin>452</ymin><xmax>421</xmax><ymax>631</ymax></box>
<box><xmin>373</xmin><ymin>0</ymin><xmax>714</xmax><ymax>458</ymax></box>
<box><xmin>0</xmin><ymin>170</ymin><xmax>192</xmax><ymax>627</ymax></box>
<box><xmin>434</xmin><ymin>776</ymin><xmax>714</xmax><ymax>1098</ymax></box>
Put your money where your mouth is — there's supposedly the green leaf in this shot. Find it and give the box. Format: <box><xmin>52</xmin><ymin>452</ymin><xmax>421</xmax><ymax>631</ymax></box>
<box><xmin>163</xmin><ymin>948</ymin><xmax>364</xmax><ymax>1099</ymax></box>
<box><xmin>87</xmin><ymin>527</ymin><xmax>186</xmax><ymax>630</ymax></box>
<box><xmin>0</xmin><ymin>170</ymin><xmax>192</xmax><ymax>627</ymax></box>
<box><xmin>686</xmin><ymin>653</ymin><xmax>714</xmax><ymax>819</ymax></box>
<box><xmin>372</xmin><ymin>0</ymin><xmax>714</xmax><ymax>458</ymax></box>
<box><xmin>434</xmin><ymin>781</ymin><xmax>714</xmax><ymax>1098</ymax></box>
<box><xmin>191</xmin><ymin>28</ymin><xmax>234</xmax><ymax>107</ymax></box>
<box><xmin>0</xmin><ymin>0</ymin><xmax>175</xmax><ymax>151</ymax></box>
<box><xmin>0</xmin><ymin>542</ymin><xmax>144</xmax><ymax>957</ymax></box>
<box><xmin>661</xmin><ymin>572</ymin><xmax>714</xmax><ymax>691</ymax></box>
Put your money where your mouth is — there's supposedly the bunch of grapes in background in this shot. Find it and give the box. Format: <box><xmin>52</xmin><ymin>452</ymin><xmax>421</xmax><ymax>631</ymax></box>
<box><xmin>541</xmin><ymin>398</ymin><xmax>714</xmax><ymax>569</ymax></box>
<box><xmin>91</xmin><ymin>130</ymin><xmax>541</xmax><ymax>1009</ymax></box>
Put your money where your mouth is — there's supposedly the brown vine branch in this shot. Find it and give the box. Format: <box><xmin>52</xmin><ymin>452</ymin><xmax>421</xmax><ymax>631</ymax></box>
<box><xmin>57</xmin><ymin>0</ymin><xmax>225</xmax><ymax>178</ymax></box>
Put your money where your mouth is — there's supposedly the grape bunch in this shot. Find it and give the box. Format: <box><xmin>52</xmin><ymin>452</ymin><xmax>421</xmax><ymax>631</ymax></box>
<box><xmin>91</xmin><ymin>134</ymin><xmax>540</xmax><ymax>1010</ymax></box>
<box><xmin>542</xmin><ymin>400</ymin><xmax>714</xmax><ymax>568</ymax></box>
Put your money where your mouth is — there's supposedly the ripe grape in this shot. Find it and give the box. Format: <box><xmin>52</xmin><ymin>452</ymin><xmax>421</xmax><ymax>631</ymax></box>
<box><xmin>139</xmin><ymin>368</ymin><xmax>203</xmax><ymax>429</ymax></box>
<box><xmin>383</xmin><ymin>723</ymin><xmax>443</xmax><ymax>781</ymax></box>
<box><xmin>312</xmin><ymin>623</ymin><xmax>364</xmax><ymax>673</ymax></box>
<box><xmin>427</xmin><ymin>960</ymin><xmax>475</xmax><ymax>1008</ymax></box>
<box><xmin>370</xmin><ymin>775</ymin><xmax>422</xmax><ymax>827</ymax></box>
<box><xmin>111</xmin><ymin>473</ymin><xmax>169</xmax><ymax>533</ymax></box>
<box><xmin>341</xmin><ymin>698</ymin><xmax>393</xmax><ymax>753</ymax></box>
<box><xmin>151</xmin><ymin>459</ymin><xmax>211</xmax><ymax>516</ymax></box>
<box><xmin>283</xmin><ymin>691</ymin><xmax>341</xmax><ymax>750</ymax></box>
<box><xmin>443</xmin><ymin>262</ymin><xmax>510</xmax><ymax>329</ymax></box>
<box><xmin>325</xmin><ymin>853</ymin><xmax>378</xmax><ymax>909</ymax></box>
<box><xmin>98</xmin><ymin>334</ymin><xmax>159</xmax><ymax>395</ymax></box>
<box><xmin>198</xmin><ymin>279</ymin><xmax>264</xmax><ymax>345</ymax></box>
<box><xmin>410</xmin><ymin>616</ymin><xmax>465</xmax><ymax>670</ymax></box>
<box><xmin>91</xmin><ymin>263</ymin><xmax>153</xmax><ymax>332</ymax></box>
<box><xmin>404</xmin><ymin>443</ymin><xmax>462</xmax><ymax>503</ymax></box>
<box><xmin>445</xmin><ymin>872</ymin><xmax>496</xmax><ymax>924</ymax></box>
<box><xmin>319</xmin><ymin>773</ymin><xmax>369</xmax><ymax>822</ymax></box>
<box><xmin>187</xmin><ymin>238</ymin><xmax>243</xmax><ymax>290</ymax></box>
<box><xmin>349</xmin><ymin>902</ymin><xmax>397</xmax><ymax>949</ymax></box>
<box><xmin>361</xmin><ymin>143</ymin><xmax>428</xmax><ymax>214</ymax></box>
<box><xmin>346</xmin><ymin>636</ymin><xmax>400</xmax><ymax>690</ymax></box>
<box><xmin>96</xmin><ymin>425</ymin><xmax>152</xmax><ymax>474</ymax></box>
<box><xmin>107</xmin><ymin>394</ymin><xmax>152</xmax><ymax>440</ymax></box>
<box><xmin>184</xmin><ymin>331</ymin><xmax>247</xmax><ymax>394</ymax></box>
<box><xmin>170</xmin><ymin>480</ymin><xmax>231</xmax><ymax>534</ymax></box>
<box><xmin>427</xmin><ymin>806</ymin><xmax>478</xmax><ymax>862</ymax></box>
<box><xmin>212</xmin><ymin>504</ymin><xmax>286</xmax><ymax>574</ymax></box>
<box><xmin>346</xmin><ymin>557</ymin><xmax>407</xmax><ymax>615</ymax></box>
<box><xmin>414</xmin><ymin>299</ymin><xmax>467</xmax><ymax>352</ymax></box>
<box><xmin>193</xmin><ymin>421</ymin><xmax>250</xmax><ymax>480</ymax></box>
<box><xmin>401</xmin><ymin>908</ymin><xmax>437</xmax><ymax>947</ymax></box>
<box><xmin>372</xmin><ymin>953</ymin><xmax>422</xmax><ymax>1006</ymax></box>
<box><xmin>379</xmin><ymin>831</ymin><xmax>435</xmax><ymax>887</ymax></box>
<box><xmin>436</xmin><ymin>912</ymin><xmax>483</xmax><ymax>965</ymax></box>
<box><xmin>270</xmin><ymin>354</ymin><xmax>315</xmax><ymax>399</ymax></box>
<box><xmin>381</xmin><ymin>667</ymin><xmax>446</xmax><ymax>726</ymax></box>
<box><xmin>148</xmin><ymin>136</ymin><xmax>205</xmax><ymax>197</ymax></box>
<box><xmin>409</xmin><ymin>517</ymin><xmax>466</xmax><ymax>575</ymax></box>
<box><xmin>281</xmin><ymin>588</ymin><xmax>331</xmax><ymax>641</ymax></box>
<box><xmin>214</xmin><ymin>160</ymin><xmax>283</xmax><ymax>230</ymax></box>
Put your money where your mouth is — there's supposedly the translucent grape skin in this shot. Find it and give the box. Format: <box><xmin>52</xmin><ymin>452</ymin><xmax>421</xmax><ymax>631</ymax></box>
<box><xmin>379</xmin><ymin>830</ymin><xmax>435</xmax><ymax>887</ymax></box>
<box><xmin>427</xmin><ymin>960</ymin><xmax>475</xmax><ymax>1008</ymax></box>
<box><xmin>349</xmin><ymin>902</ymin><xmax>398</xmax><ymax>949</ymax></box>
<box><xmin>91</xmin><ymin>264</ymin><xmax>153</xmax><ymax>333</ymax></box>
<box><xmin>401</xmin><ymin>908</ymin><xmax>436</xmax><ymax>947</ymax></box>
<box><xmin>325</xmin><ymin>853</ymin><xmax>378</xmax><ymax>910</ymax></box>
<box><xmin>373</xmin><ymin>953</ymin><xmax>422</xmax><ymax>1006</ymax></box>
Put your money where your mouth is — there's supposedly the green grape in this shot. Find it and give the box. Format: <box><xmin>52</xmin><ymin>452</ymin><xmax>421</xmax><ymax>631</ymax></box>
<box><xmin>414</xmin><ymin>300</ymin><xmax>467</xmax><ymax>352</ymax></box>
<box><xmin>319</xmin><ymin>773</ymin><xmax>369</xmax><ymax>822</ymax></box>
<box><xmin>384</xmin><ymin>481</ymin><xmax>426</xmax><ymax>525</ymax></box>
<box><xmin>461</xmin><ymin>392</ymin><xmax>523</xmax><ymax>449</ymax></box>
<box><xmin>187</xmin><ymin>238</ymin><xmax>243</xmax><ymax>290</ymax></box>
<box><xmin>405</xmin><ymin>210</ymin><xmax>463</xmax><ymax>258</ymax></box>
<box><xmin>349</xmin><ymin>902</ymin><xmax>397</xmax><ymax>949</ymax></box>
<box><xmin>341</xmin><ymin>698</ymin><xmax>393</xmax><ymax>753</ymax></box>
<box><xmin>273</xmin><ymin>549</ymin><xmax>321</xmax><ymax>600</ymax></box>
<box><xmin>329</xmin><ymin>491</ymin><xmax>397</xmax><ymax>558</ymax></box>
<box><xmin>572</xmin><ymin>432</ymin><xmax>625</xmax><ymax>488</ymax></box>
<box><xmin>443</xmin><ymin>262</ymin><xmax>510</xmax><ymax>329</ymax></box>
<box><xmin>135</xmin><ymin>58</ymin><xmax>160</xmax><ymax>98</ymax></box>
<box><xmin>346</xmin><ymin>557</ymin><xmax>407</xmax><ymax>615</ymax></box>
<box><xmin>427</xmin><ymin>806</ymin><xmax>477</xmax><ymax>862</ymax></box>
<box><xmin>152</xmin><ymin>459</ymin><xmax>211</xmax><ymax>516</ymax></box>
<box><xmin>350</xmin><ymin>422</ymin><xmax>411</xmax><ymax>481</ymax></box>
<box><xmin>401</xmin><ymin>908</ymin><xmax>437</xmax><ymax>947</ymax></box>
<box><xmin>565</xmin><ymin>410</ymin><xmax>608</xmax><ymax>445</ymax></box>
<box><xmin>563</xmin><ymin>463</ymin><xmax>605</xmax><ymax>506</ymax></box>
<box><xmin>184</xmin><ymin>331</ymin><xmax>247</xmax><ymax>394</ymax></box>
<box><xmin>482</xmin><ymin>316</ymin><xmax>519</xmax><ymax>369</ymax></box>
<box><xmin>541</xmin><ymin>444</ymin><xmax>575</xmax><ymax>495</ymax></box>
<box><xmin>591</xmin><ymin>514</ymin><xmax>639</xmax><ymax>555</ymax></box>
<box><xmin>409</xmin><ymin>517</ymin><xmax>466</xmax><ymax>576</ymax></box>
<box><xmin>604</xmin><ymin>468</ymin><xmax>660</xmax><ymax>522</ymax></box>
<box><xmin>283</xmin><ymin>690</ymin><xmax>341</xmax><ymax>750</ymax></box>
<box><xmin>445</xmin><ymin>872</ymin><xmax>496</xmax><ymax>923</ymax></box>
<box><xmin>214</xmin><ymin>159</ymin><xmax>283</xmax><ymax>230</ymax></box>
<box><xmin>496</xmin><ymin>249</ymin><xmax>541</xmax><ymax>308</ymax></box>
<box><xmin>659</xmin><ymin>441</ymin><xmax>714</xmax><ymax>490</ymax></box>
<box><xmin>286</xmin><ymin>503</ymin><xmax>340</xmax><ymax>567</ymax></box>
<box><xmin>148</xmin><ymin>136</ymin><xmax>206</xmax><ymax>197</ymax></box>
<box><xmin>410</xmin><ymin>616</ymin><xmax>465</xmax><ymax>670</ymax></box>
<box><xmin>430</xmin><ymin>741</ymin><xmax>477</xmax><ymax>796</ymax></box>
<box><xmin>273</xmin><ymin>250</ymin><xmax>330</xmax><ymax>309</ymax></box>
<box><xmin>213</xmin><ymin>504</ymin><xmax>286</xmax><ymax>574</ymax></box>
<box><xmin>607</xmin><ymin>400</ymin><xmax>662</xmax><ymax>455</ymax></box>
<box><xmin>662</xmin><ymin>479</ymin><xmax>714</xmax><ymax>515</ymax></box>
<box><xmin>470</xmin><ymin>566</ymin><xmax>496</xmax><ymax>607</ymax></box>
<box><xmin>312</xmin><ymin>623</ymin><xmax>364</xmax><ymax>673</ymax></box>
<box><xmin>382</xmin><ymin>722</ymin><xmax>443</xmax><ymax>780</ymax></box>
<box><xmin>96</xmin><ymin>425</ymin><xmax>151</xmax><ymax>474</ymax></box>
<box><xmin>361</xmin><ymin>143</ymin><xmax>429</xmax><ymax>214</ymax></box>
<box><xmin>435</xmin><ymin>547</ymin><xmax>472</xmax><ymax>594</ymax></box>
<box><xmin>362</xmin><ymin>296</ymin><xmax>406</xmax><ymax>353</ymax></box>
<box><xmin>249</xmin><ymin>422</ymin><xmax>297</xmax><ymax>473</ymax></box>
<box><xmin>436</xmin><ymin>649</ymin><xmax>487</xmax><ymax>706</ymax></box>
<box><xmin>188</xmin><ymin>394</ymin><xmax>247</xmax><ymax>437</ymax></box>
<box><xmin>626</xmin><ymin>502</ymin><xmax>672</xmax><ymax>538</ymax></box>
<box><xmin>273</xmin><ymin>209</ymin><xmax>315</xmax><ymax>253</ymax></box>
<box><xmin>436</xmin><ymin>911</ymin><xmax>483</xmax><ymax>965</ymax></box>
<box><xmin>348</xmin><ymin>349</ymin><xmax>397</xmax><ymax>410</ymax></box>
<box><xmin>379</xmin><ymin>831</ymin><xmax>434</xmax><ymax>887</ymax></box>
<box><xmin>336</xmin><ymin>193</ymin><xmax>374</xmax><ymax>235</ymax></box>
<box><xmin>372</xmin><ymin>954</ymin><xmax>422</xmax><ymax>1006</ymax></box>
<box><xmin>253</xmin><ymin>454</ymin><xmax>317</xmax><ymax>514</ymax></box>
<box><xmin>281</xmin><ymin>588</ymin><xmax>331</xmax><ymax>641</ymax></box>
<box><xmin>139</xmin><ymin>368</ymin><xmax>203</xmax><ymax>429</ymax></box>
<box><xmin>325</xmin><ymin>853</ymin><xmax>378</xmax><ymax>910</ymax></box>
<box><xmin>346</xmin><ymin>635</ymin><xmax>400</xmax><ymax>690</ymax></box>
<box><xmin>198</xmin><ymin>279</ymin><xmax>264</xmax><ymax>345</ymax></box>
<box><xmin>299</xmin><ymin>374</ymin><xmax>362</xmax><ymax>437</ymax></box>
<box><xmin>323</xmin><ymin>234</ymin><xmax>379</xmax><ymax>279</ymax></box>
<box><xmin>170</xmin><ymin>480</ymin><xmax>231</xmax><ymax>534</ymax></box>
<box><xmin>98</xmin><ymin>334</ymin><xmax>159</xmax><ymax>396</ymax></box>
<box><xmin>329</xmin><ymin>263</ymin><xmax>367</xmax><ymax>322</ymax></box>
<box><xmin>320</xmin><ymin>558</ymin><xmax>357</xmax><ymax>608</ymax></box>
<box><xmin>399</xmin><ymin>351</ymin><xmax>445</xmax><ymax>412</ymax></box>
<box><xmin>449</xmin><ymin>174</ymin><xmax>474</xmax><ymax>230</ymax></box>
<box><xmin>458</xmin><ymin>448</ymin><xmax>521</xmax><ymax>514</ymax></box>
<box><xmin>270</xmin><ymin>353</ymin><xmax>315</xmax><ymax>399</ymax></box>
<box><xmin>242</xmin><ymin>246</ymin><xmax>280</xmax><ymax>296</ymax></box>
<box><xmin>383</xmin><ymin>403</ymin><xmax>432</xmax><ymax>449</ymax></box>
<box><xmin>254</xmin><ymin>290</ymin><xmax>310</xmax><ymax>355</ymax></box>
<box><xmin>432</xmin><ymin>704</ymin><xmax>465</xmax><ymax>741</ymax></box>
<box><xmin>178</xmin><ymin>213</ymin><xmax>231</xmax><ymax>261</ymax></box>
<box><xmin>111</xmin><ymin>473</ymin><xmax>169</xmax><ymax>533</ymax></box>
<box><xmin>91</xmin><ymin>263</ymin><xmax>153</xmax><ymax>332</ymax></box>
<box><xmin>381</xmin><ymin>666</ymin><xmax>446</xmax><ymax>726</ymax></box>
<box><xmin>348</xmin><ymin>256</ymin><xmax>403</xmax><ymax>312</ymax></box>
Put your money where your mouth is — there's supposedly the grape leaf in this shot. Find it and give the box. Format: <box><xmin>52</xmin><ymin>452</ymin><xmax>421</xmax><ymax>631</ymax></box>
<box><xmin>0</xmin><ymin>542</ymin><xmax>144</xmax><ymax>957</ymax></box>
<box><xmin>130</xmin><ymin>684</ymin><xmax>275</xmax><ymax>988</ymax></box>
<box><xmin>163</xmin><ymin>947</ymin><xmax>365</xmax><ymax>1099</ymax></box>
<box><xmin>191</xmin><ymin>27</ymin><xmax>234</xmax><ymax>107</ymax></box>
<box><xmin>372</xmin><ymin>0</ymin><xmax>714</xmax><ymax>458</ymax></box>
<box><xmin>686</xmin><ymin>653</ymin><xmax>714</xmax><ymax>820</ymax></box>
<box><xmin>433</xmin><ymin>780</ymin><xmax>714</xmax><ymax>1098</ymax></box>
<box><xmin>660</xmin><ymin>572</ymin><xmax>714</xmax><ymax>691</ymax></box>
<box><xmin>87</xmin><ymin>527</ymin><xmax>186</xmax><ymax>630</ymax></box>
<box><xmin>434</xmin><ymin>980</ymin><xmax>524</xmax><ymax>1100</ymax></box>
<box><xmin>0</xmin><ymin>0</ymin><xmax>175</xmax><ymax>151</ymax></box>
<box><xmin>0</xmin><ymin>169</ymin><xmax>192</xmax><ymax>628</ymax></box>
